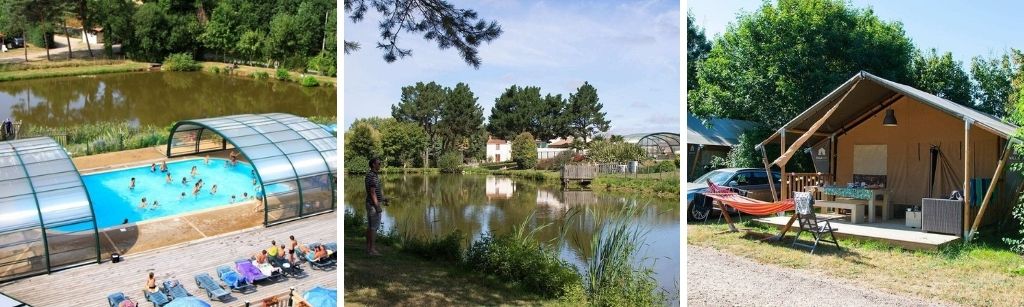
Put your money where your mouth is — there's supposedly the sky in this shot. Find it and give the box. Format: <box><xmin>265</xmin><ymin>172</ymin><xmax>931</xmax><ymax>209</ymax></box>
<box><xmin>687</xmin><ymin>1</ymin><xmax>1024</xmax><ymax>67</ymax></box>
<box><xmin>343</xmin><ymin>0</ymin><xmax>681</xmax><ymax>136</ymax></box>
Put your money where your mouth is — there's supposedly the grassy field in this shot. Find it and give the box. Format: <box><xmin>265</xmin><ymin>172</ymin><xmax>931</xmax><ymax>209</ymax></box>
<box><xmin>198</xmin><ymin>61</ymin><xmax>336</xmax><ymax>86</ymax></box>
<box><xmin>0</xmin><ymin>60</ymin><xmax>149</xmax><ymax>82</ymax></box>
<box><xmin>688</xmin><ymin>221</ymin><xmax>1024</xmax><ymax>306</ymax></box>
<box><xmin>343</xmin><ymin>237</ymin><xmax>557</xmax><ymax>306</ymax></box>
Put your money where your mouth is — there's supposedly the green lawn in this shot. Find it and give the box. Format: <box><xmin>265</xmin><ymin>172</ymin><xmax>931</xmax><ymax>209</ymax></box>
<box><xmin>343</xmin><ymin>237</ymin><xmax>558</xmax><ymax>306</ymax></box>
<box><xmin>688</xmin><ymin>221</ymin><xmax>1024</xmax><ymax>306</ymax></box>
<box><xmin>0</xmin><ymin>61</ymin><xmax>149</xmax><ymax>82</ymax></box>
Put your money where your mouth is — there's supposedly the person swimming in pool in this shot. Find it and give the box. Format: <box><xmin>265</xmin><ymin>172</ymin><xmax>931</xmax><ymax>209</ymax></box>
<box><xmin>191</xmin><ymin>165</ymin><xmax>198</xmax><ymax>177</ymax></box>
<box><xmin>210</xmin><ymin>184</ymin><xmax>218</xmax><ymax>195</ymax></box>
<box><xmin>180</xmin><ymin>192</ymin><xmax>186</xmax><ymax>200</ymax></box>
<box><xmin>166</xmin><ymin>172</ymin><xmax>172</xmax><ymax>184</ymax></box>
<box><xmin>197</xmin><ymin>179</ymin><xmax>204</xmax><ymax>188</ymax></box>
<box><xmin>231</xmin><ymin>195</ymin><xmax>237</xmax><ymax>203</ymax></box>
<box><xmin>193</xmin><ymin>184</ymin><xmax>201</xmax><ymax>198</ymax></box>
<box><xmin>182</xmin><ymin>177</ymin><xmax>189</xmax><ymax>185</ymax></box>
<box><xmin>138</xmin><ymin>197</ymin><xmax>147</xmax><ymax>209</ymax></box>
<box><xmin>151</xmin><ymin>200</ymin><xmax>159</xmax><ymax>209</ymax></box>
<box><xmin>252</xmin><ymin>178</ymin><xmax>258</xmax><ymax>186</ymax></box>
<box><xmin>150</xmin><ymin>163</ymin><xmax>156</xmax><ymax>172</ymax></box>
<box><xmin>160</xmin><ymin>161</ymin><xmax>168</xmax><ymax>172</ymax></box>
<box><xmin>243</xmin><ymin>192</ymin><xmax>250</xmax><ymax>200</ymax></box>
<box><xmin>130</xmin><ymin>177</ymin><xmax>136</xmax><ymax>190</ymax></box>
<box><xmin>204</xmin><ymin>155</ymin><xmax>210</xmax><ymax>165</ymax></box>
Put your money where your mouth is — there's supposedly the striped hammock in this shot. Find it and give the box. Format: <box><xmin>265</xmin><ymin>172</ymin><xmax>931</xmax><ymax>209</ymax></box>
<box><xmin>702</xmin><ymin>181</ymin><xmax>795</xmax><ymax>216</ymax></box>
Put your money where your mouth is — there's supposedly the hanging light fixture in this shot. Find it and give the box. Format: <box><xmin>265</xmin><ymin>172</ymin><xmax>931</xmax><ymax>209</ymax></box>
<box><xmin>882</xmin><ymin>109</ymin><xmax>898</xmax><ymax>126</ymax></box>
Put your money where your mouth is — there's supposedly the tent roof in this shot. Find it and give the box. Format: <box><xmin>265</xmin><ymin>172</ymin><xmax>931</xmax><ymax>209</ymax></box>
<box><xmin>686</xmin><ymin>113</ymin><xmax>756</xmax><ymax>146</ymax></box>
<box><xmin>761</xmin><ymin>71</ymin><xmax>1018</xmax><ymax>148</ymax></box>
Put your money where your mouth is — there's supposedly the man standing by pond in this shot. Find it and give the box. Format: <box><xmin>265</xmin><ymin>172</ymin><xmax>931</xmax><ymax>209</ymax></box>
<box><xmin>365</xmin><ymin>157</ymin><xmax>386</xmax><ymax>256</ymax></box>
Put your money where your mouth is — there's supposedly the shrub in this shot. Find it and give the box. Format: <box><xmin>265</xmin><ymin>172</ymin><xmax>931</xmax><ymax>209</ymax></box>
<box><xmin>299</xmin><ymin>76</ymin><xmax>319</xmax><ymax>87</ymax></box>
<box><xmin>400</xmin><ymin>230</ymin><xmax>465</xmax><ymax>262</ymax></box>
<box><xmin>656</xmin><ymin>160</ymin><xmax>677</xmax><ymax>173</ymax></box>
<box><xmin>209</xmin><ymin>66</ymin><xmax>221</xmax><ymax>74</ymax></box>
<box><xmin>346</xmin><ymin>155</ymin><xmax>370</xmax><ymax>174</ymax></box>
<box><xmin>306</xmin><ymin>51</ymin><xmax>337</xmax><ymax>76</ymax></box>
<box><xmin>512</xmin><ymin>132</ymin><xmax>538</xmax><ymax>169</ymax></box>
<box><xmin>252</xmin><ymin>71</ymin><xmax>269</xmax><ymax>80</ymax></box>
<box><xmin>586</xmin><ymin>140</ymin><xmax>647</xmax><ymax>164</ymax></box>
<box><xmin>438</xmin><ymin>151</ymin><xmax>464</xmax><ymax>173</ymax></box>
<box><xmin>343</xmin><ymin>208</ymin><xmax>366</xmax><ymax>234</ymax></box>
<box><xmin>162</xmin><ymin>53</ymin><xmax>201</xmax><ymax>71</ymax></box>
<box><xmin>275</xmin><ymin>68</ymin><xmax>291</xmax><ymax>81</ymax></box>
<box><xmin>465</xmin><ymin>233</ymin><xmax>580</xmax><ymax>298</ymax></box>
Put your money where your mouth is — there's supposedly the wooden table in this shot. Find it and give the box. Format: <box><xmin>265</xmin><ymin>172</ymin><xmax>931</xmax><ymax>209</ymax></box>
<box><xmin>807</xmin><ymin>186</ymin><xmax>891</xmax><ymax>223</ymax></box>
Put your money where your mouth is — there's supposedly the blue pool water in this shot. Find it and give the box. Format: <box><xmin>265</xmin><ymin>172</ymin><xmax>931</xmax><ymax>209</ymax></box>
<box><xmin>82</xmin><ymin>158</ymin><xmax>266</xmax><ymax>229</ymax></box>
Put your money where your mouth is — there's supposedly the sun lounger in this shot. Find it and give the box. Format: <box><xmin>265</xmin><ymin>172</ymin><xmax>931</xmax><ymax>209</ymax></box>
<box><xmin>270</xmin><ymin>257</ymin><xmax>305</xmax><ymax>277</ymax></box>
<box><xmin>216</xmin><ymin>265</ymin><xmax>255</xmax><ymax>293</ymax></box>
<box><xmin>194</xmin><ymin>273</ymin><xmax>231</xmax><ymax>302</ymax></box>
<box><xmin>324</xmin><ymin>242</ymin><xmax>337</xmax><ymax>261</ymax></box>
<box><xmin>235</xmin><ymin>259</ymin><xmax>268</xmax><ymax>283</ymax></box>
<box><xmin>143</xmin><ymin>289</ymin><xmax>170</xmax><ymax>307</ymax></box>
<box><xmin>161</xmin><ymin>279</ymin><xmax>191</xmax><ymax>299</ymax></box>
<box><xmin>108</xmin><ymin>292</ymin><xmax>127</xmax><ymax>307</ymax></box>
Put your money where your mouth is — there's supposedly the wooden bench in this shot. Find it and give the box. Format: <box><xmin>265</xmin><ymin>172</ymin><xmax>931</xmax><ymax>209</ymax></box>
<box><xmin>815</xmin><ymin>200</ymin><xmax>866</xmax><ymax>224</ymax></box>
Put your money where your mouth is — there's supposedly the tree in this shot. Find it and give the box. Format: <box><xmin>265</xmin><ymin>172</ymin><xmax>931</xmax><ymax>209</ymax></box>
<box><xmin>344</xmin><ymin>0</ymin><xmax>502</xmax><ymax>68</ymax></box>
<box><xmin>687</xmin><ymin>11</ymin><xmax>710</xmax><ymax>91</ymax></box>
<box><xmin>912</xmin><ymin>48</ymin><xmax>973</xmax><ymax>106</ymax></box>
<box><xmin>487</xmin><ymin>85</ymin><xmax>540</xmax><ymax>141</ymax></box>
<box><xmin>0</xmin><ymin>0</ymin><xmax>31</xmax><ymax>61</ymax></box>
<box><xmin>201</xmin><ymin>0</ymin><xmax>239</xmax><ymax>60</ymax></box>
<box><xmin>971</xmin><ymin>51</ymin><xmax>1017</xmax><ymax>118</ymax></box>
<box><xmin>511</xmin><ymin>132</ymin><xmax>538</xmax><ymax>169</ymax></box>
<box><xmin>392</xmin><ymin>81</ymin><xmax>445</xmax><ymax>167</ymax></box>
<box><xmin>346</xmin><ymin>122</ymin><xmax>383</xmax><ymax>159</ymax></box>
<box><xmin>466</xmin><ymin>127</ymin><xmax>488</xmax><ymax>162</ymax></box>
<box><xmin>689</xmin><ymin>0</ymin><xmax>916</xmax><ymax>128</ymax></box>
<box><xmin>564</xmin><ymin>82</ymin><xmax>610</xmax><ymax>146</ymax></box>
<box><xmin>379</xmin><ymin>119</ymin><xmax>429</xmax><ymax>168</ymax></box>
<box><xmin>91</xmin><ymin>0</ymin><xmax>135</xmax><ymax>58</ymax></box>
<box><xmin>537</xmin><ymin>93</ymin><xmax>569</xmax><ymax>141</ymax></box>
<box><xmin>131</xmin><ymin>3</ymin><xmax>170</xmax><ymax>62</ymax></box>
<box><xmin>77</xmin><ymin>0</ymin><xmax>94</xmax><ymax>57</ymax></box>
<box><xmin>438</xmin><ymin>83</ymin><xmax>485</xmax><ymax>153</ymax></box>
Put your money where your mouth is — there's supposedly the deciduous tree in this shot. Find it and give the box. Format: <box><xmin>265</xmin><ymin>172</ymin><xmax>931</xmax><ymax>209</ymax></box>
<box><xmin>912</xmin><ymin>48</ymin><xmax>973</xmax><ymax>106</ymax></box>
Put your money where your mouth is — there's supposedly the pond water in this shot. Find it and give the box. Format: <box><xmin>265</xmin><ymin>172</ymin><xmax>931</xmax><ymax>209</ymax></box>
<box><xmin>0</xmin><ymin>71</ymin><xmax>336</xmax><ymax>127</ymax></box>
<box><xmin>343</xmin><ymin>173</ymin><xmax>680</xmax><ymax>300</ymax></box>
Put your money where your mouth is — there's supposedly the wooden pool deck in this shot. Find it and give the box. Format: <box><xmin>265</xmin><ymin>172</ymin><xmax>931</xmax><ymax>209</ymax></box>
<box><xmin>753</xmin><ymin>215</ymin><xmax>960</xmax><ymax>251</ymax></box>
<box><xmin>0</xmin><ymin>212</ymin><xmax>337</xmax><ymax>307</ymax></box>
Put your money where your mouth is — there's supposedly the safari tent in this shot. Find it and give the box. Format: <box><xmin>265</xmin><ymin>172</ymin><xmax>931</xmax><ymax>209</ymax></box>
<box><xmin>687</xmin><ymin>112</ymin><xmax>755</xmax><ymax>180</ymax></box>
<box><xmin>757</xmin><ymin>71</ymin><xmax>1020</xmax><ymax>242</ymax></box>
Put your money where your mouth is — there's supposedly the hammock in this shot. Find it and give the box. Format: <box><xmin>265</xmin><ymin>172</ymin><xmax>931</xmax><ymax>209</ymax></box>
<box><xmin>702</xmin><ymin>181</ymin><xmax>795</xmax><ymax>216</ymax></box>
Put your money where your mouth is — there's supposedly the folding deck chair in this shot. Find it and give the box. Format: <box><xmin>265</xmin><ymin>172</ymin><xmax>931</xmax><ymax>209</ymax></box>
<box><xmin>791</xmin><ymin>192</ymin><xmax>842</xmax><ymax>254</ymax></box>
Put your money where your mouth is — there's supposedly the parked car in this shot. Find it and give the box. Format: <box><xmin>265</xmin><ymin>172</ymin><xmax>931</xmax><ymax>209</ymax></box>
<box><xmin>3</xmin><ymin>36</ymin><xmax>24</xmax><ymax>49</ymax></box>
<box><xmin>686</xmin><ymin>168</ymin><xmax>781</xmax><ymax>221</ymax></box>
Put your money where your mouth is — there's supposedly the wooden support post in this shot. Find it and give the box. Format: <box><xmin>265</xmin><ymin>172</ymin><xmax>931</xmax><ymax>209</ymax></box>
<box><xmin>963</xmin><ymin>119</ymin><xmax>973</xmax><ymax>237</ymax></box>
<box><xmin>761</xmin><ymin>146</ymin><xmax>778</xmax><ymax>202</ymax></box>
<box><xmin>767</xmin><ymin>214</ymin><xmax>799</xmax><ymax>241</ymax></box>
<box><xmin>781</xmin><ymin>129</ymin><xmax>788</xmax><ymax>200</ymax></box>
<box><xmin>717</xmin><ymin>200</ymin><xmax>738</xmax><ymax>232</ymax></box>
<box><xmin>690</xmin><ymin>145</ymin><xmax>703</xmax><ymax>179</ymax></box>
<box><xmin>968</xmin><ymin>139</ymin><xmax>1013</xmax><ymax>241</ymax></box>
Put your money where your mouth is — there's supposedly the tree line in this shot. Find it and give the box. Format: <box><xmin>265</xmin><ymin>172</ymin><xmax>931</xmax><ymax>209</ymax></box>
<box><xmin>687</xmin><ymin>0</ymin><xmax>1024</xmax><ymax>170</ymax></box>
<box><xmin>345</xmin><ymin>81</ymin><xmax>611</xmax><ymax>169</ymax></box>
<box><xmin>0</xmin><ymin>0</ymin><xmax>336</xmax><ymax>75</ymax></box>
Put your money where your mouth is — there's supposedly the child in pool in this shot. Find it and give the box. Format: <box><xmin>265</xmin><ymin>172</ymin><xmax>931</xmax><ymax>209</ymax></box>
<box><xmin>130</xmin><ymin>177</ymin><xmax>136</xmax><ymax>190</ymax></box>
<box><xmin>243</xmin><ymin>192</ymin><xmax>250</xmax><ymax>200</ymax></box>
<box><xmin>204</xmin><ymin>155</ymin><xmax>210</xmax><ymax>165</ymax></box>
<box><xmin>180</xmin><ymin>192</ymin><xmax>186</xmax><ymax>200</ymax></box>
<box><xmin>160</xmin><ymin>161</ymin><xmax>168</xmax><ymax>172</ymax></box>
<box><xmin>182</xmin><ymin>177</ymin><xmax>189</xmax><ymax>185</ymax></box>
<box><xmin>138</xmin><ymin>197</ymin><xmax>147</xmax><ymax>208</ymax></box>
<box><xmin>231</xmin><ymin>195</ymin><xmax>236</xmax><ymax>203</ymax></box>
<box><xmin>210</xmin><ymin>184</ymin><xmax>218</xmax><ymax>195</ymax></box>
<box><xmin>166</xmin><ymin>173</ymin><xmax>172</xmax><ymax>184</ymax></box>
<box><xmin>150</xmin><ymin>163</ymin><xmax>156</xmax><ymax>172</ymax></box>
<box><xmin>151</xmin><ymin>201</ymin><xmax>159</xmax><ymax>209</ymax></box>
<box><xmin>190</xmin><ymin>165</ymin><xmax>198</xmax><ymax>177</ymax></box>
<box><xmin>193</xmin><ymin>183</ymin><xmax>201</xmax><ymax>198</ymax></box>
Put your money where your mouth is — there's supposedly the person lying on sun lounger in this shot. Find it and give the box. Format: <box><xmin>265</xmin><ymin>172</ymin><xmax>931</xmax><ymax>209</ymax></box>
<box><xmin>254</xmin><ymin>250</ymin><xmax>269</xmax><ymax>264</ymax></box>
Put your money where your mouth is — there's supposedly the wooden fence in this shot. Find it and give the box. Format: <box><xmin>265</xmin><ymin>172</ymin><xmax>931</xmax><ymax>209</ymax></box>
<box><xmin>785</xmin><ymin>172</ymin><xmax>834</xmax><ymax>199</ymax></box>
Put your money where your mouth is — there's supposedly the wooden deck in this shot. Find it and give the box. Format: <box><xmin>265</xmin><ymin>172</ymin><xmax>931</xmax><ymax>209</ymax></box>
<box><xmin>0</xmin><ymin>212</ymin><xmax>337</xmax><ymax>307</ymax></box>
<box><xmin>753</xmin><ymin>215</ymin><xmax>960</xmax><ymax>251</ymax></box>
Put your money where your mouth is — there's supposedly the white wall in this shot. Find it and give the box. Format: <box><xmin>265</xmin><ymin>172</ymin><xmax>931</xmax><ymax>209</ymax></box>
<box><xmin>486</xmin><ymin>141</ymin><xmax>512</xmax><ymax>162</ymax></box>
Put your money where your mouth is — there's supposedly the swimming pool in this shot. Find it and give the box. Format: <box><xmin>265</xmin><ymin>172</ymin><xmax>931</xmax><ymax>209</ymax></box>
<box><xmin>82</xmin><ymin>158</ymin><xmax>266</xmax><ymax>229</ymax></box>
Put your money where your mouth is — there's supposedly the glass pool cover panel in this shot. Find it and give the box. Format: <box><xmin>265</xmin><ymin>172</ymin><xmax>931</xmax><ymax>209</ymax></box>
<box><xmin>166</xmin><ymin>114</ymin><xmax>338</xmax><ymax>225</ymax></box>
<box><xmin>0</xmin><ymin>137</ymin><xmax>99</xmax><ymax>282</ymax></box>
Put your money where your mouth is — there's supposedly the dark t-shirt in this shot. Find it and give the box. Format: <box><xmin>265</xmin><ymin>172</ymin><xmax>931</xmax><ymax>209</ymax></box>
<box><xmin>365</xmin><ymin>171</ymin><xmax>384</xmax><ymax>206</ymax></box>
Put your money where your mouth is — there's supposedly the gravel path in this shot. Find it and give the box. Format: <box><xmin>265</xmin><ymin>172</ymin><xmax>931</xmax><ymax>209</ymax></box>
<box><xmin>687</xmin><ymin>245</ymin><xmax>953</xmax><ymax>307</ymax></box>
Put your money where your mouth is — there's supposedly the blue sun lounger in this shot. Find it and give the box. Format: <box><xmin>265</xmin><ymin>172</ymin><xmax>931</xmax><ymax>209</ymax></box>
<box><xmin>107</xmin><ymin>292</ymin><xmax>126</xmax><ymax>307</ymax></box>
<box><xmin>194</xmin><ymin>273</ymin><xmax>231</xmax><ymax>302</ymax></box>
<box><xmin>161</xmin><ymin>279</ymin><xmax>191</xmax><ymax>299</ymax></box>
<box><xmin>216</xmin><ymin>265</ymin><xmax>255</xmax><ymax>293</ymax></box>
<box><xmin>143</xmin><ymin>289</ymin><xmax>170</xmax><ymax>307</ymax></box>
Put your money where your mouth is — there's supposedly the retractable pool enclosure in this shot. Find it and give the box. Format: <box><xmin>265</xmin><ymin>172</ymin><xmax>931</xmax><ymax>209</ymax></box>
<box><xmin>0</xmin><ymin>137</ymin><xmax>101</xmax><ymax>283</ymax></box>
<box><xmin>166</xmin><ymin>113</ymin><xmax>338</xmax><ymax>226</ymax></box>
<box><xmin>622</xmin><ymin>132</ymin><xmax>681</xmax><ymax>160</ymax></box>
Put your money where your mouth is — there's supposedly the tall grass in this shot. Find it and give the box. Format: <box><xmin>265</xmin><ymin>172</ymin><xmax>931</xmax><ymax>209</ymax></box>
<box><xmin>22</xmin><ymin>122</ymin><xmax>169</xmax><ymax>156</ymax></box>
<box><xmin>577</xmin><ymin>204</ymin><xmax>668</xmax><ymax>306</ymax></box>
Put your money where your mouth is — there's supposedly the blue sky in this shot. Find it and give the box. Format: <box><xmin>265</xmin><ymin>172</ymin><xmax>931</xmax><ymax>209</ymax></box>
<box><xmin>343</xmin><ymin>0</ymin><xmax>681</xmax><ymax>136</ymax></box>
<box><xmin>688</xmin><ymin>1</ymin><xmax>1024</xmax><ymax>66</ymax></box>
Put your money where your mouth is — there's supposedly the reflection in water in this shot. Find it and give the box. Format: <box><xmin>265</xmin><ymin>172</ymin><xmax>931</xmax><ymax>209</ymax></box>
<box><xmin>344</xmin><ymin>173</ymin><xmax>680</xmax><ymax>298</ymax></box>
<box><xmin>0</xmin><ymin>72</ymin><xmax>336</xmax><ymax>127</ymax></box>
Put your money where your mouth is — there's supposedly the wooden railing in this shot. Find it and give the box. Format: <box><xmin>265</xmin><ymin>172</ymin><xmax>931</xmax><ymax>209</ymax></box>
<box><xmin>785</xmin><ymin>173</ymin><xmax>834</xmax><ymax>199</ymax></box>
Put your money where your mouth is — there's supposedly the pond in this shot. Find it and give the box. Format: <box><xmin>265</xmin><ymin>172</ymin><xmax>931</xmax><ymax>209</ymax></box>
<box><xmin>0</xmin><ymin>71</ymin><xmax>336</xmax><ymax>127</ymax></box>
<box><xmin>343</xmin><ymin>173</ymin><xmax>680</xmax><ymax>301</ymax></box>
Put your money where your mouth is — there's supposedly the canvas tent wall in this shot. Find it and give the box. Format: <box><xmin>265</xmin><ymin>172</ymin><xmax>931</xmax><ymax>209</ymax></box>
<box><xmin>759</xmin><ymin>71</ymin><xmax>1020</xmax><ymax>230</ymax></box>
<box><xmin>687</xmin><ymin>112</ymin><xmax>756</xmax><ymax>179</ymax></box>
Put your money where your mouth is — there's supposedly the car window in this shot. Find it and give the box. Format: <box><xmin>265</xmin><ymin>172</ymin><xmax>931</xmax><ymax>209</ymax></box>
<box><xmin>734</xmin><ymin>173</ymin><xmax>751</xmax><ymax>186</ymax></box>
<box><xmin>749</xmin><ymin>172</ymin><xmax>769</xmax><ymax>185</ymax></box>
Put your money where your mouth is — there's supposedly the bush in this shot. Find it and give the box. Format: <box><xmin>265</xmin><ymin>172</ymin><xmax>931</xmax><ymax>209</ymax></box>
<box><xmin>343</xmin><ymin>208</ymin><xmax>366</xmax><ymax>234</ymax></box>
<box><xmin>586</xmin><ymin>140</ymin><xmax>647</xmax><ymax>164</ymax></box>
<box><xmin>275</xmin><ymin>68</ymin><xmax>291</xmax><ymax>81</ymax></box>
<box><xmin>252</xmin><ymin>71</ymin><xmax>269</xmax><ymax>80</ymax></box>
<box><xmin>299</xmin><ymin>76</ymin><xmax>319</xmax><ymax>87</ymax></box>
<box><xmin>346</xmin><ymin>155</ymin><xmax>370</xmax><ymax>174</ymax></box>
<box><xmin>162</xmin><ymin>53</ymin><xmax>201</xmax><ymax>71</ymax></box>
<box><xmin>438</xmin><ymin>151</ymin><xmax>464</xmax><ymax>173</ymax></box>
<box><xmin>400</xmin><ymin>230</ymin><xmax>465</xmax><ymax>262</ymax></box>
<box><xmin>465</xmin><ymin>233</ymin><xmax>581</xmax><ymax>298</ymax></box>
<box><xmin>306</xmin><ymin>51</ymin><xmax>337</xmax><ymax>76</ymax></box>
<box><xmin>656</xmin><ymin>160</ymin><xmax>677</xmax><ymax>173</ymax></box>
<box><xmin>512</xmin><ymin>132</ymin><xmax>538</xmax><ymax>169</ymax></box>
<box><xmin>209</xmin><ymin>66</ymin><xmax>221</xmax><ymax>74</ymax></box>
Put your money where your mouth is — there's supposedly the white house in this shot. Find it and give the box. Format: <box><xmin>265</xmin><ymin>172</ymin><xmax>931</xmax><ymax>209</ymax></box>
<box><xmin>485</xmin><ymin>176</ymin><xmax>515</xmax><ymax>200</ymax></box>
<box><xmin>486</xmin><ymin>137</ymin><xmax>512</xmax><ymax>162</ymax></box>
